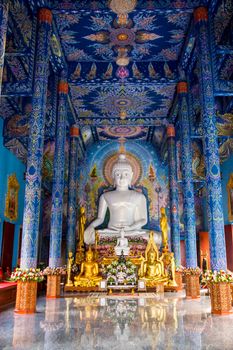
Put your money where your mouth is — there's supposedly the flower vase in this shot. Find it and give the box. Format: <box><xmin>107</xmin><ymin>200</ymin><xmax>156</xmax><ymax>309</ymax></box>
<box><xmin>15</xmin><ymin>281</ymin><xmax>38</xmax><ymax>314</ymax></box>
<box><xmin>46</xmin><ymin>275</ymin><xmax>61</xmax><ymax>298</ymax></box>
<box><xmin>175</xmin><ymin>271</ymin><xmax>183</xmax><ymax>291</ymax></box>
<box><xmin>210</xmin><ymin>282</ymin><xmax>232</xmax><ymax>314</ymax></box>
<box><xmin>185</xmin><ymin>274</ymin><xmax>200</xmax><ymax>299</ymax></box>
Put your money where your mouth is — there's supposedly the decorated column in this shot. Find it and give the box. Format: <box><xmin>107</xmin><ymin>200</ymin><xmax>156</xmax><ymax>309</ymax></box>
<box><xmin>167</xmin><ymin>125</ymin><xmax>181</xmax><ymax>266</ymax></box>
<box><xmin>0</xmin><ymin>0</ymin><xmax>8</xmax><ymax>95</ymax></box>
<box><xmin>194</xmin><ymin>7</ymin><xmax>227</xmax><ymax>271</ymax></box>
<box><xmin>49</xmin><ymin>80</ymin><xmax>68</xmax><ymax>268</ymax></box>
<box><xmin>66</xmin><ymin>126</ymin><xmax>79</xmax><ymax>257</ymax></box>
<box><xmin>177</xmin><ymin>82</ymin><xmax>197</xmax><ymax>268</ymax></box>
<box><xmin>20</xmin><ymin>9</ymin><xmax>52</xmax><ymax>269</ymax></box>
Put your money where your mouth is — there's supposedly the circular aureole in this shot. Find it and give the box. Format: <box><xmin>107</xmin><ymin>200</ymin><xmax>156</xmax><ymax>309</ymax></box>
<box><xmin>103</xmin><ymin>151</ymin><xmax>142</xmax><ymax>186</ymax></box>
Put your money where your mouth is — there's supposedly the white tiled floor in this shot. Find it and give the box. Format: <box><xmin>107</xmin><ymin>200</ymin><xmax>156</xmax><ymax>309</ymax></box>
<box><xmin>1</xmin><ymin>291</ymin><xmax>233</xmax><ymax>350</ymax></box>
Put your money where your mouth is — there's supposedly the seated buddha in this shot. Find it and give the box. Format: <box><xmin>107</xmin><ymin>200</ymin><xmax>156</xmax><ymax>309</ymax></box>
<box><xmin>139</xmin><ymin>232</ymin><xmax>167</xmax><ymax>286</ymax></box>
<box><xmin>74</xmin><ymin>247</ymin><xmax>102</xmax><ymax>287</ymax></box>
<box><xmin>84</xmin><ymin>154</ymin><xmax>161</xmax><ymax>246</ymax></box>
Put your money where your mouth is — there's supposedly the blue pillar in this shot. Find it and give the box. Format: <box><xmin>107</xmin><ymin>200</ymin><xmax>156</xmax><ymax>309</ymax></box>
<box><xmin>0</xmin><ymin>0</ymin><xmax>8</xmax><ymax>95</ymax></box>
<box><xmin>49</xmin><ymin>79</ymin><xmax>68</xmax><ymax>267</ymax></box>
<box><xmin>167</xmin><ymin>125</ymin><xmax>181</xmax><ymax>266</ymax></box>
<box><xmin>194</xmin><ymin>7</ymin><xmax>227</xmax><ymax>271</ymax></box>
<box><xmin>66</xmin><ymin>126</ymin><xmax>79</xmax><ymax>257</ymax></box>
<box><xmin>20</xmin><ymin>9</ymin><xmax>52</xmax><ymax>269</ymax></box>
<box><xmin>177</xmin><ymin>82</ymin><xmax>197</xmax><ymax>268</ymax></box>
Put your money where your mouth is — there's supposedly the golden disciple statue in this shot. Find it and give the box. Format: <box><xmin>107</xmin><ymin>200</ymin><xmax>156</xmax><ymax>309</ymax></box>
<box><xmin>74</xmin><ymin>247</ymin><xmax>102</xmax><ymax>287</ymax></box>
<box><xmin>161</xmin><ymin>250</ymin><xmax>177</xmax><ymax>287</ymax></box>
<box><xmin>139</xmin><ymin>232</ymin><xmax>167</xmax><ymax>287</ymax></box>
<box><xmin>160</xmin><ymin>207</ymin><xmax>168</xmax><ymax>250</ymax></box>
<box><xmin>78</xmin><ymin>207</ymin><xmax>86</xmax><ymax>248</ymax></box>
<box><xmin>66</xmin><ymin>251</ymin><xmax>74</xmax><ymax>287</ymax></box>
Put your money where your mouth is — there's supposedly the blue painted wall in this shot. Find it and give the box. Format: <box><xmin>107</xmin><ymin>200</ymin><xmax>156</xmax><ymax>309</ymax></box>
<box><xmin>221</xmin><ymin>154</ymin><xmax>233</xmax><ymax>225</ymax></box>
<box><xmin>0</xmin><ymin>119</ymin><xmax>26</xmax><ymax>269</ymax></box>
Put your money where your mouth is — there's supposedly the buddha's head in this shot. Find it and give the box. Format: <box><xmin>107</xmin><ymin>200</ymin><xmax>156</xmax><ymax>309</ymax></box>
<box><xmin>148</xmin><ymin>248</ymin><xmax>157</xmax><ymax>263</ymax></box>
<box><xmin>112</xmin><ymin>154</ymin><xmax>133</xmax><ymax>189</ymax></box>
<box><xmin>86</xmin><ymin>247</ymin><xmax>94</xmax><ymax>262</ymax></box>
<box><xmin>68</xmin><ymin>251</ymin><xmax>73</xmax><ymax>258</ymax></box>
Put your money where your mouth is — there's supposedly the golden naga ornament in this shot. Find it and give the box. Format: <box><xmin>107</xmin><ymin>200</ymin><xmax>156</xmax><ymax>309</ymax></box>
<box><xmin>74</xmin><ymin>247</ymin><xmax>102</xmax><ymax>287</ymax></box>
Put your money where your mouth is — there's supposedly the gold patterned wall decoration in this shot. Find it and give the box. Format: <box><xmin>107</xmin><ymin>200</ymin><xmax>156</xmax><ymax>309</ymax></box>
<box><xmin>227</xmin><ymin>173</ymin><xmax>233</xmax><ymax>222</ymax></box>
<box><xmin>5</xmin><ymin>173</ymin><xmax>20</xmax><ymax>221</ymax></box>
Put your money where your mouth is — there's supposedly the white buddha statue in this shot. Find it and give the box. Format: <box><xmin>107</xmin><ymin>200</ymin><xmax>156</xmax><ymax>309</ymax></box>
<box><xmin>115</xmin><ymin>228</ymin><xmax>130</xmax><ymax>256</ymax></box>
<box><xmin>84</xmin><ymin>154</ymin><xmax>161</xmax><ymax>245</ymax></box>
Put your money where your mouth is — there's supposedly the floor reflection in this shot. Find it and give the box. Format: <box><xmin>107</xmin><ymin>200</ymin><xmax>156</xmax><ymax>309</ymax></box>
<box><xmin>1</xmin><ymin>293</ymin><xmax>233</xmax><ymax>349</ymax></box>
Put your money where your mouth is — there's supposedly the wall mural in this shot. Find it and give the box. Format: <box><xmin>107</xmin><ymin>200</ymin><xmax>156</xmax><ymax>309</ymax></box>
<box><xmin>77</xmin><ymin>140</ymin><xmax>169</xmax><ymax>231</ymax></box>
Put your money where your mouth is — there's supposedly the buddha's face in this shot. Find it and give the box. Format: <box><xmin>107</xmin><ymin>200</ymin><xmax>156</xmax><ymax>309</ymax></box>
<box><xmin>148</xmin><ymin>251</ymin><xmax>156</xmax><ymax>263</ymax></box>
<box><xmin>113</xmin><ymin>168</ymin><xmax>133</xmax><ymax>188</ymax></box>
<box><xmin>86</xmin><ymin>252</ymin><xmax>93</xmax><ymax>262</ymax></box>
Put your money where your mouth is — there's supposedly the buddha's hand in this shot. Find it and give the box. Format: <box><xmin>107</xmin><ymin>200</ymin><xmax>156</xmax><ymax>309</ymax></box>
<box><xmin>84</xmin><ymin>225</ymin><xmax>95</xmax><ymax>244</ymax></box>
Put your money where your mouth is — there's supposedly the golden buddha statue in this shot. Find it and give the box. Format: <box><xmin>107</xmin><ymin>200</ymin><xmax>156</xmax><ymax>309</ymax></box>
<box><xmin>74</xmin><ymin>247</ymin><xmax>102</xmax><ymax>287</ymax></box>
<box><xmin>66</xmin><ymin>251</ymin><xmax>74</xmax><ymax>287</ymax></box>
<box><xmin>78</xmin><ymin>207</ymin><xmax>86</xmax><ymax>248</ymax></box>
<box><xmin>75</xmin><ymin>207</ymin><xmax>86</xmax><ymax>264</ymax></box>
<box><xmin>139</xmin><ymin>232</ymin><xmax>167</xmax><ymax>287</ymax></box>
<box><xmin>160</xmin><ymin>207</ymin><xmax>168</xmax><ymax>250</ymax></box>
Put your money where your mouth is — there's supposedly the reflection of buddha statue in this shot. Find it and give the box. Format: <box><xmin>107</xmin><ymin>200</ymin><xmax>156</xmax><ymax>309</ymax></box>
<box><xmin>74</xmin><ymin>247</ymin><xmax>102</xmax><ymax>287</ymax></box>
<box><xmin>84</xmin><ymin>154</ymin><xmax>161</xmax><ymax>245</ymax></box>
<box><xmin>139</xmin><ymin>232</ymin><xmax>167</xmax><ymax>286</ymax></box>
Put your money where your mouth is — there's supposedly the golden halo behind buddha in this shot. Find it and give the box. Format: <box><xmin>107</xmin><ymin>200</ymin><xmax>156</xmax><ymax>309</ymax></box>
<box><xmin>103</xmin><ymin>151</ymin><xmax>142</xmax><ymax>186</ymax></box>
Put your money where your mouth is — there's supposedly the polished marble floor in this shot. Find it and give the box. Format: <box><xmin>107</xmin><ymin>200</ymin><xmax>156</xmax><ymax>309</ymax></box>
<box><xmin>1</xmin><ymin>291</ymin><xmax>233</xmax><ymax>350</ymax></box>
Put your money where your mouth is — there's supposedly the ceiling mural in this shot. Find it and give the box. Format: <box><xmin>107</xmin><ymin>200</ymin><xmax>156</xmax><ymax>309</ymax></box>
<box><xmin>54</xmin><ymin>10</ymin><xmax>190</xmax><ymax>63</ymax></box>
<box><xmin>0</xmin><ymin>0</ymin><xmax>232</xmax><ymax>178</ymax></box>
<box><xmin>97</xmin><ymin>126</ymin><xmax>149</xmax><ymax>140</ymax></box>
<box><xmin>70</xmin><ymin>82</ymin><xmax>175</xmax><ymax>121</ymax></box>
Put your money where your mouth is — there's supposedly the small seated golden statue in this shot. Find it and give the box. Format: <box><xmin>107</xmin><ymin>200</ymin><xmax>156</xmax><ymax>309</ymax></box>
<box><xmin>74</xmin><ymin>247</ymin><xmax>102</xmax><ymax>287</ymax></box>
<box><xmin>139</xmin><ymin>232</ymin><xmax>168</xmax><ymax>287</ymax></box>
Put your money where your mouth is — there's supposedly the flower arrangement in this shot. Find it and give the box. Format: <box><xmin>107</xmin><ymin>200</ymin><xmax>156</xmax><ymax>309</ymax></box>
<box><xmin>103</xmin><ymin>259</ymin><xmax>137</xmax><ymax>285</ymax></box>
<box><xmin>11</xmin><ymin>268</ymin><xmax>44</xmax><ymax>282</ymax></box>
<box><xmin>184</xmin><ymin>267</ymin><xmax>201</xmax><ymax>275</ymax></box>
<box><xmin>175</xmin><ymin>265</ymin><xmax>185</xmax><ymax>273</ymax></box>
<box><xmin>43</xmin><ymin>267</ymin><xmax>66</xmax><ymax>276</ymax></box>
<box><xmin>202</xmin><ymin>270</ymin><xmax>233</xmax><ymax>284</ymax></box>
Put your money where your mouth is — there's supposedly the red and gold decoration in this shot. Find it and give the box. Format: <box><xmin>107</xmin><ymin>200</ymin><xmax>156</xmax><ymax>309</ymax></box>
<box><xmin>202</xmin><ymin>270</ymin><xmax>233</xmax><ymax>314</ymax></box>
<box><xmin>5</xmin><ymin>173</ymin><xmax>19</xmax><ymax>221</ymax></box>
<box><xmin>43</xmin><ymin>267</ymin><xmax>66</xmax><ymax>298</ymax></box>
<box><xmin>184</xmin><ymin>268</ymin><xmax>201</xmax><ymax>299</ymax></box>
<box><xmin>11</xmin><ymin>268</ymin><xmax>44</xmax><ymax>314</ymax></box>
